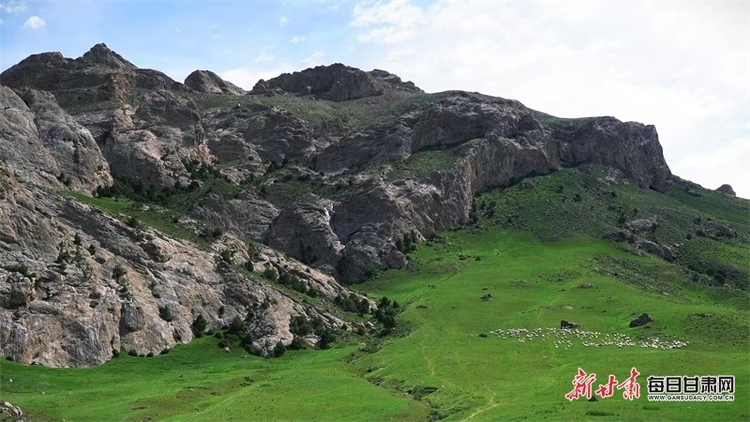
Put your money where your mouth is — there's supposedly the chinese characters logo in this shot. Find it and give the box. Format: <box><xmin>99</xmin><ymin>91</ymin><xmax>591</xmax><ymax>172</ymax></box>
<box><xmin>565</xmin><ymin>367</ymin><xmax>640</xmax><ymax>401</ymax></box>
<box><xmin>565</xmin><ymin>368</ymin><xmax>735</xmax><ymax>402</ymax></box>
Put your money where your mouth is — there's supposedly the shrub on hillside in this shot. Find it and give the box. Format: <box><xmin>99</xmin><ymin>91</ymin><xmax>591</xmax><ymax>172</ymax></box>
<box><xmin>191</xmin><ymin>314</ymin><xmax>207</xmax><ymax>337</ymax></box>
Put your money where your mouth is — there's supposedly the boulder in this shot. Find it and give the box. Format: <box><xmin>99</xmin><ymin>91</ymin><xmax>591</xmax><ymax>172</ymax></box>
<box><xmin>629</xmin><ymin>313</ymin><xmax>653</xmax><ymax>328</ymax></box>
<box><xmin>0</xmin><ymin>400</ymin><xmax>26</xmax><ymax>422</ymax></box>
<box><xmin>627</xmin><ymin>217</ymin><xmax>659</xmax><ymax>234</ymax></box>
<box><xmin>698</xmin><ymin>221</ymin><xmax>736</xmax><ymax>239</ymax></box>
<box><xmin>560</xmin><ymin>320</ymin><xmax>580</xmax><ymax>329</ymax></box>
<box><xmin>634</xmin><ymin>240</ymin><xmax>676</xmax><ymax>261</ymax></box>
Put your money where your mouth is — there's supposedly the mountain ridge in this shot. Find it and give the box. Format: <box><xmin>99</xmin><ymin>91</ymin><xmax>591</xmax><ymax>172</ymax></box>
<box><xmin>0</xmin><ymin>44</ymin><xmax>743</xmax><ymax>368</ymax></box>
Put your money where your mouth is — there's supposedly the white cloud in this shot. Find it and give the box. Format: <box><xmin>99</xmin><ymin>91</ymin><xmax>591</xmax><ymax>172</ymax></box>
<box><xmin>302</xmin><ymin>51</ymin><xmax>325</xmax><ymax>68</ymax></box>
<box><xmin>290</xmin><ymin>36</ymin><xmax>306</xmax><ymax>44</ymax></box>
<box><xmin>279</xmin><ymin>16</ymin><xmax>288</xmax><ymax>26</ymax></box>
<box><xmin>350</xmin><ymin>0</ymin><xmax>750</xmax><ymax>198</ymax></box>
<box><xmin>0</xmin><ymin>0</ymin><xmax>26</xmax><ymax>14</ymax></box>
<box><xmin>254</xmin><ymin>51</ymin><xmax>277</xmax><ymax>64</ymax></box>
<box><xmin>22</xmin><ymin>15</ymin><xmax>45</xmax><ymax>29</ymax></box>
<box><xmin>673</xmin><ymin>137</ymin><xmax>750</xmax><ymax>196</ymax></box>
<box><xmin>351</xmin><ymin>1</ymin><xmax>424</xmax><ymax>44</ymax></box>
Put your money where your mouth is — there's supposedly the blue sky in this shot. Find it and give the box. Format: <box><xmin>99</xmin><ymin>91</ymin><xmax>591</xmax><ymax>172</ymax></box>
<box><xmin>1</xmin><ymin>0</ymin><xmax>748</xmax><ymax>197</ymax></box>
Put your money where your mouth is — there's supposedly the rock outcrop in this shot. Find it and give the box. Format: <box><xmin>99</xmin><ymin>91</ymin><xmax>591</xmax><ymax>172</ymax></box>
<box><xmin>99</xmin><ymin>89</ymin><xmax>209</xmax><ymax>189</ymax></box>
<box><xmin>0</xmin><ymin>86</ymin><xmax>111</xmax><ymax>193</ymax></box>
<box><xmin>0</xmin><ymin>166</ymin><xmax>364</xmax><ymax>366</ymax></box>
<box><xmin>0</xmin><ymin>43</ymin><xmax>189</xmax><ymax>109</ymax></box>
<box><xmin>0</xmin><ymin>401</ymin><xmax>26</xmax><ymax>422</ymax></box>
<box><xmin>716</xmin><ymin>184</ymin><xmax>736</xmax><ymax>196</ymax></box>
<box><xmin>265</xmin><ymin>200</ymin><xmax>344</xmax><ymax>274</ymax></box>
<box><xmin>251</xmin><ymin>63</ymin><xmax>422</xmax><ymax>101</ymax></box>
<box><xmin>185</xmin><ymin>70</ymin><xmax>245</xmax><ymax>96</ymax></box>
<box><xmin>698</xmin><ymin>221</ymin><xmax>736</xmax><ymax>239</ymax></box>
<box><xmin>203</xmin><ymin>103</ymin><xmax>321</xmax><ymax>168</ymax></box>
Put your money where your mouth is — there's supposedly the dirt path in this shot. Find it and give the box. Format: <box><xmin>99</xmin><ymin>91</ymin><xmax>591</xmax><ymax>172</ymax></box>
<box><xmin>462</xmin><ymin>392</ymin><xmax>498</xmax><ymax>421</ymax></box>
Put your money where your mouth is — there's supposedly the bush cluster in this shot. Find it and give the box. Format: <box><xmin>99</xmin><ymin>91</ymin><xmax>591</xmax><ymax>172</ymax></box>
<box><xmin>278</xmin><ymin>268</ymin><xmax>318</xmax><ymax>298</ymax></box>
<box><xmin>334</xmin><ymin>293</ymin><xmax>370</xmax><ymax>315</ymax></box>
<box><xmin>373</xmin><ymin>296</ymin><xmax>400</xmax><ymax>330</ymax></box>
<box><xmin>395</xmin><ymin>231</ymin><xmax>418</xmax><ymax>254</ymax></box>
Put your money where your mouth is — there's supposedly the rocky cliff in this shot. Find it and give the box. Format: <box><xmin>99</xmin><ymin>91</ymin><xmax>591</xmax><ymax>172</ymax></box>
<box><xmin>1</xmin><ymin>44</ymin><xmax>678</xmax><ymax>366</ymax></box>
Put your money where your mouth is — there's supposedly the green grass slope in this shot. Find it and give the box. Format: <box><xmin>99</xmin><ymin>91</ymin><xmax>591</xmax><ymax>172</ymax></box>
<box><xmin>0</xmin><ymin>338</ymin><xmax>429</xmax><ymax>421</ymax></box>
<box><xmin>3</xmin><ymin>168</ymin><xmax>748</xmax><ymax>421</ymax></box>
<box><xmin>356</xmin><ymin>230</ymin><xmax>748</xmax><ymax>421</ymax></box>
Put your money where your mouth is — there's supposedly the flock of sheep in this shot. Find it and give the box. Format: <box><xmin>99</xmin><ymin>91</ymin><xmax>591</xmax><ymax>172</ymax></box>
<box><xmin>490</xmin><ymin>327</ymin><xmax>688</xmax><ymax>350</ymax></box>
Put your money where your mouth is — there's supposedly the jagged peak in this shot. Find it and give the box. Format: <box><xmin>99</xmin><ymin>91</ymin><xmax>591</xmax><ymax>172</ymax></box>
<box><xmin>79</xmin><ymin>43</ymin><xmax>136</xmax><ymax>70</ymax></box>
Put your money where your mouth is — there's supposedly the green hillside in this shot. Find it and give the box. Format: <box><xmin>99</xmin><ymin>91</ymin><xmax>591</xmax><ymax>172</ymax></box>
<box><xmin>2</xmin><ymin>168</ymin><xmax>747</xmax><ymax>421</ymax></box>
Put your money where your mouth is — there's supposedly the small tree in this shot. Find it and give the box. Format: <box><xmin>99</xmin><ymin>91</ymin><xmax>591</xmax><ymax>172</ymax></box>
<box><xmin>356</xmin><ymin>298</ymin><xmax>371</xmax><ymax>315</ymax></box>
<box><xmin>288</xmin><ymin>336</ymin><xmax>306</xmax><ymax>350</ymax></box>
<box><xmin>228</xmin><ymin>315</ymin><xmax>245</xmax><ymax>335</ymax></box>
<box><xmin>263</xmin><ymin>267</ymin><xmax>278</xmax><ymax>281</ymax></box>
<box><xmin>220</xmin><ymin>249</ymin><xmax>234</xmax><ymax>264</ymax></box>
<box><xmin>318</xmin><ymin>330</ymin><xmax>334</xmax><ymax>350</ymax></box>
<box><xmin>191</xmin><ymin>314</ymin><xmax>207</xmax><ymax>338</ymax></box>
<box><xmin>290</xmin><ymin>316</ymin><xmax>312</xmax><ymax>336</ymax></box>
<box><xmin>112</xmin><ymin>264</ymin><xmax>127</xmax><ymax>281</ymax></box>
<box><xmin>273</xmin><ymin>341</ymin><xmax>286</xmax><ymax>357</ymax></box>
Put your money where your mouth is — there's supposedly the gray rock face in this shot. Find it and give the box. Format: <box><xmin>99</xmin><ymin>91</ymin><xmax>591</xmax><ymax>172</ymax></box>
<box><xmin>0</xmin><ymin>86</ymin><xmax>111</xmax><ymax>192</ymax></box>
<box><xmin>0</xmin><ymin>167</ymin><xmax>363</xmax><ymax>367</ymax></box>
<box><xmin>265</xmin><ymin>200</ymin><xmax>344</xmax><ymax>274</ymax></box>
<box><xmin>185</xmin><ymin>70</ymin><xmax>246</xmax><ymax>95</ymax></box>
<box><xmin>251</xmin><ymin>63</ymin><xmax>422</xmax><ymax>101</ymax></box>
<box><xmin>309</xmin><ymin>94</ymin><xmax>672</xmax><ymax>281</ymax></box>
<box><xmin>187</xmin><ymin>191</ymin><xmax>279</xmax><ymax>242</ymax></box>
<box><xmin>204</xmin><ymin>104</ymin><xmax>322</xmax><ymax>167</ymax></box>
<box><xmin>551</xmin><ymin>117</ymin><xmax>671</xmax><ymax>191</ymax></box>
<box><xmin>99</xmin><ymin>90</ymin><xmax>210</xmax><ymax>189</ymax></box>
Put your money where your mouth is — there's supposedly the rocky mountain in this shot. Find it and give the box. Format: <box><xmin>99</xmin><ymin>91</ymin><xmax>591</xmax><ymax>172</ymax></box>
<box><xmin>0</xmin><ymin>43</ymin><xmax>713</xmax><ymax>367</ymax></box>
